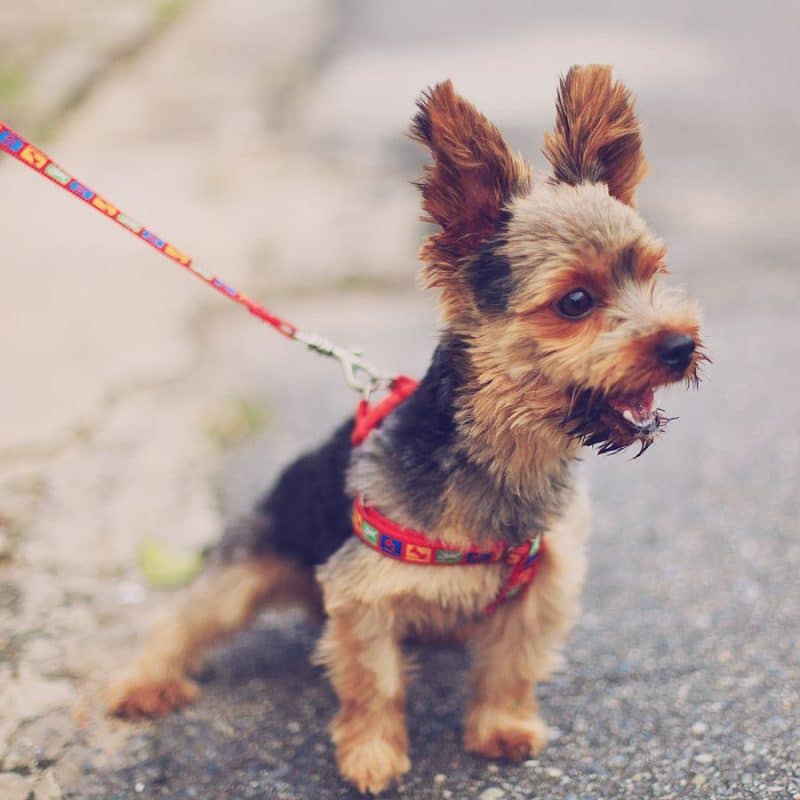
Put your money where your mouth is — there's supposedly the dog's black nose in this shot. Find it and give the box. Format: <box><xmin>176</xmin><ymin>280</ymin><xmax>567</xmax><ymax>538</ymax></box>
<box><xmin>658</xmin><ymin>333</ymin><xmax>695</xmax><ymax>371</ymax></box>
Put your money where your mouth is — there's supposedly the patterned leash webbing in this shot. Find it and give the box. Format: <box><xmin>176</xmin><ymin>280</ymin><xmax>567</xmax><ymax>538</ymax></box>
<box><xmin>0</xmin><ymin>121</ymin><xmax>391</xmax><ymax>398</ymax></box>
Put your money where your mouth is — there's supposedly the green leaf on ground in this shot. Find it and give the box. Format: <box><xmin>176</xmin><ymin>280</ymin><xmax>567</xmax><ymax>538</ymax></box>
<box><xmin>138</xmin><ymin>538</ymin><xmax>203</xmax><ymax>588</ymax></box>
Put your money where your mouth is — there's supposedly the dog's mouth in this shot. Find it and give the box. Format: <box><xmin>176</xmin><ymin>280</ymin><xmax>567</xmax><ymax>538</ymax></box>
<box><xmin>564</xmin><ymin>385</ymin><xmax>672</xmax><ymax>456</ymax></box>
<box><xmin>606</xmin><ymin>387</ymin><xmax>660</xmax><ymax>436</ymax></box>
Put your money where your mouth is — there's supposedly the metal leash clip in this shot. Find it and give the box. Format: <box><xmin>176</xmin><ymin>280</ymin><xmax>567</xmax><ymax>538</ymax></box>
<box><xmin>293</xmin><ymin>331</ymin><xmax>392</xmax><ymax>400</ymax></box>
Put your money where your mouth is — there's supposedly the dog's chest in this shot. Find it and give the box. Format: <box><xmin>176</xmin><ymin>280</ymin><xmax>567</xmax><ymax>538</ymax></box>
<box><xmin>317</xmin><ymin>537</ymin><xmax>508</xmax><ymax>632</ymax></box>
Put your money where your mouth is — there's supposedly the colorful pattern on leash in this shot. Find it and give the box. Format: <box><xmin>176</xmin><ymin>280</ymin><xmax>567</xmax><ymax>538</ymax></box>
<box><xmin>0</xmin><ymin>121</ymin><xmax>297</xmax><ymax>339</ymax></box>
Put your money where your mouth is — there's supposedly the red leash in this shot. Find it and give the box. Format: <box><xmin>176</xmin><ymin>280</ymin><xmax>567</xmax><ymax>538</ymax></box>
<box><xmin>0</xmin><ymin>120</ymin><xmax>391</xmax><ymax>399</ymax></box>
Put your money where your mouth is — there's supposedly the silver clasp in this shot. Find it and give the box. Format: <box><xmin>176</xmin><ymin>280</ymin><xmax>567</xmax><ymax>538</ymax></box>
<box><xmin>293</xmin><ymin>331</ymin><xmax>391</xmax><ymax>399</ymax></box>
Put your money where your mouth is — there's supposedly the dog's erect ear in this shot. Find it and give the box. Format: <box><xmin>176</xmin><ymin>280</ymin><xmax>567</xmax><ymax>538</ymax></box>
<box><xmin>543</xmin><ymin>65</ymin><xmax>648</xmax><ymax>206</ymax></box>
<box><xmin>411</xmin><ymin>80</ymin><xmax>531</xmax><ymax>287</ymax></box>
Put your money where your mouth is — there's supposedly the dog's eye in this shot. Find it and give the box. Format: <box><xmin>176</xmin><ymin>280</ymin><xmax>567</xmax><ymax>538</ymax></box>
<box><xmin>556</xmin><ymin>289</ymin><xmax>594</xmax><ymax>319</ymax></box>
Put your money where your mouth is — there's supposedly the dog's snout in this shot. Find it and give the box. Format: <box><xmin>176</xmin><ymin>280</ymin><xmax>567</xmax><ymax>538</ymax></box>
<box><xmin>657</xmin><ymin>333</ymin><xmax>695</xmax><ymax>371</ymax></box>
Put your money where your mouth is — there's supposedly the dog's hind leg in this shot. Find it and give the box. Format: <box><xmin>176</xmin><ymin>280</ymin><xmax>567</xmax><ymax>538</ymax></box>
<box><xmin>107</xmin><ymin>522</ymin><xmax>320</xmax><ymax>718</ymax></box>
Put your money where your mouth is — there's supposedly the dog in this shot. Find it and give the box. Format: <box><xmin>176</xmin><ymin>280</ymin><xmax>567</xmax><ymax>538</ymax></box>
<box><xmin>107</xmin><ymin>65</ymin><xmax>705</xmax><ymax>794</ymax></box>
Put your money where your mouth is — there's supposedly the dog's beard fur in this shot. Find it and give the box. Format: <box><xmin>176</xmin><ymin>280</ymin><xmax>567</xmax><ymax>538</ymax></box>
<box><xmin>561</xmin><ymin>388</ymin><xmax>671</xmax><ymax>457</ymax></box>
<box><xmin>559</xmin><ymin>354</ymin><xmax>706</xmax><ymax>457</ymax></box>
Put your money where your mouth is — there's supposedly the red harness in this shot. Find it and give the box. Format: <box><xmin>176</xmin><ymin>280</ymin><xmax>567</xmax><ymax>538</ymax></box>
<box><xmin>350</xmin><ymin>377</ymin><xmax>544</xmax><ymax>615</ymax></box>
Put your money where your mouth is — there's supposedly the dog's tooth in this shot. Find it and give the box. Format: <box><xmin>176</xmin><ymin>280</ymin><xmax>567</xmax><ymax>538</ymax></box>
<box><xmin>622</xmin><ymin>409</ymin><xmax>635</xmax><ymax>424</ymax></box>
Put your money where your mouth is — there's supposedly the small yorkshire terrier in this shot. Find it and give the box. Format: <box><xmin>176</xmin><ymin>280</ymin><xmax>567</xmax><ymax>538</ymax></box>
<box><xmin>108</xmin><ymin>66</ymin><xmax>704</xmax><ymax>794</ymax></box>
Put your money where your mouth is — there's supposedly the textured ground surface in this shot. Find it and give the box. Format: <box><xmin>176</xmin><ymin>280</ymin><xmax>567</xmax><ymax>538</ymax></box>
<box><xmin>1</xmin><ymin>1</ymin><xmax>798</xmax><ymax>798</ymax></box>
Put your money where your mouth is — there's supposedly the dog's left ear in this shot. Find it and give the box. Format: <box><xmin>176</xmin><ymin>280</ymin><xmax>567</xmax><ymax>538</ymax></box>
<box><xmin>411</xmin><ymin>80</ymin><xmax>531</xmax><ymax>287</ymax></box>
<box><xmin>543</xmin><ymin>65</ymin><xmax>648</xmax><ymax>206</ymax></box>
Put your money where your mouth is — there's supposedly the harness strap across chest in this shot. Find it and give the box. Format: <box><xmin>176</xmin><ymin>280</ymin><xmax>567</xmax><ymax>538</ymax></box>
<box><xmin>350</xmin><ymin>377</ymin><xmax>544</xmax><ymax>615</ymax></box>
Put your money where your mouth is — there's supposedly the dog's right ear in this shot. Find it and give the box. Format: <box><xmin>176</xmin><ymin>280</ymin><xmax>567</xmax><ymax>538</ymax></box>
<box><xmin>411</xmin><ymin>81</ymin><xmax>531</xmax><ymax>291</ymax></box>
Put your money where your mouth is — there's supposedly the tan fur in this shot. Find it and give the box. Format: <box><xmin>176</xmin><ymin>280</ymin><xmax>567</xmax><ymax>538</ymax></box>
<box><xmin>107</xmin><ymin>556</ymin><xmax>319</xmax><ymax>718</ymax></box>
<box><xmin>449</xmin><ymin>348</ymin><xmax>576</xmax><ymax>499</ymax></box>
<box><xmin>313</xmin><ymin>605</ymin><xmax>410</xmax><ymax>794</ymax></box>
<box><xmin>543</xmin><ymin>65</ymin><xmax>648</xmax><ymax>206</ymax></box>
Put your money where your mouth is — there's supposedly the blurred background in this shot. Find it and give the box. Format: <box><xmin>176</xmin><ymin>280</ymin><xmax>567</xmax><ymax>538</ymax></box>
<box><xmin>1</xmin><ymin>2</ymin><xmax>798</xmax><ymax>798</ymax></box>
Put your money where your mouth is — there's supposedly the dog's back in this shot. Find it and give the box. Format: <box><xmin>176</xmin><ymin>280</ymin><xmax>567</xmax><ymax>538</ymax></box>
<box><xmin>211</xmin><ymin>419</ymin><xmax>355</xmax><ymax>570</ymax></box>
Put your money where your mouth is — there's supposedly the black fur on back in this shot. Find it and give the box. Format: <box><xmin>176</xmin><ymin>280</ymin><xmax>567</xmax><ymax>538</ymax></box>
<box><xmin>212</xmin><ymin>419</ymin><xmax>356</xmax><ymax>569</ymax></box>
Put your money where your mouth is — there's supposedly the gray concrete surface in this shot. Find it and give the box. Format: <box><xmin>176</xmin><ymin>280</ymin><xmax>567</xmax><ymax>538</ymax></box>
<box><xmin>1</xmin><ymin>1</ymin><xmax>798</xmax><ymax>798</ymax></box>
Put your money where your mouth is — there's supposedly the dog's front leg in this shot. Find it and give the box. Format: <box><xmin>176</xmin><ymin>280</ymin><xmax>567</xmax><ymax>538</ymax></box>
<box><xmin>315</xmin><ymin>601</ymin><xmax>410</xmax><ymax>794</ymax></box>
<box><xmin>464</xmin><ymin>493</ymin><xmax>589</xmax><ymax>761</ymax></box>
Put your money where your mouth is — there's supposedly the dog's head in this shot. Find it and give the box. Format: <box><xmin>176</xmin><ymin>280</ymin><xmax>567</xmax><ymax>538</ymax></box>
<box><xmin>411</xmin><ymin>66</ymin><xmax>705</xmax><ymax>456</ymax></box>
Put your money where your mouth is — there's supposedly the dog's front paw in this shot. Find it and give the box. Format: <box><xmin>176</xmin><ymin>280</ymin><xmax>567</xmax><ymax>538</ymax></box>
<box><xmin>106</xmin><ymin>670</ymin><xmax>199</xmax><ymax>719</ymax></box>
<box><xmin>464</xmin><ymin>706</ymin><xmax>549</xmax><ymax>762</ymax></box>
<box><xmin>335</xmin><ymin>733</ymin><xmax>411</xmax><ymax>795</ymax></box>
